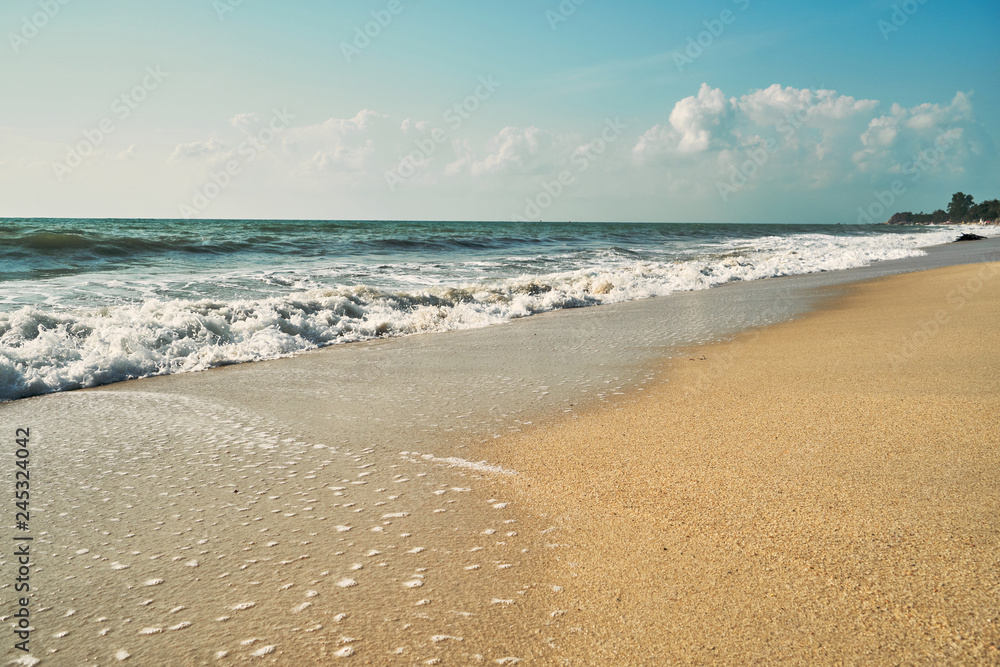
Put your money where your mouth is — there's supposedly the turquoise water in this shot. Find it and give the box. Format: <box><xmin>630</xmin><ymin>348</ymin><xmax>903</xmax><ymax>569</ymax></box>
<box><xmin>0</xmin><ymin>219</ymin><xmax>991</xmax><ymax>401</ymax></box>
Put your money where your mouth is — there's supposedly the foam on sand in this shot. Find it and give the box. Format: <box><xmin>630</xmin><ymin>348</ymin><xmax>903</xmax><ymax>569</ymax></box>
<box><xmin>403</xmin><ymin>451</ymin><xmax>516</xmax><ymax>476</ymax></box>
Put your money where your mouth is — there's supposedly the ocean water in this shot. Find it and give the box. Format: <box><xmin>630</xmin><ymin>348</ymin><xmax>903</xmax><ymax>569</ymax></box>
<box><xmin>0</xmin><ymin>218</ymin><xmax>993</xmax><ymax>402</ymax></box>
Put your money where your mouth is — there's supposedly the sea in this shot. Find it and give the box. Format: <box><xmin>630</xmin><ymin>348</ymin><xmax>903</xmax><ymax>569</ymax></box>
<box><xmin>1</xmin><ymin>218</ymin><xmax>994</xmax><ymax>402</ymax></box>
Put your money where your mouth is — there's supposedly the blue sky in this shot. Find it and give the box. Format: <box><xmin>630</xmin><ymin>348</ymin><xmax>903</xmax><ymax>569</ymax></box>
<box><xmin>1</xmin><ymin>0</ymin><xmax>997</xmax><ymax>222</ymax></box>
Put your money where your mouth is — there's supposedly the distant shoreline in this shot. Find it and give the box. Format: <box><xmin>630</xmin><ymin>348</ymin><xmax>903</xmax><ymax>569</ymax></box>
<box><xmin>882</xmin><ymin>191</ymin><xmax>999</xmax><ymax>225</ymax></box>
<box><xmin>881</xmin><ymin>219</ymin><xmax>999</xmax><ymax>225</ymax></box>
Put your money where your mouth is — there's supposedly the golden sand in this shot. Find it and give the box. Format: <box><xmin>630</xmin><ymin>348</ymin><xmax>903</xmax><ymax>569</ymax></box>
<box><xmin>478</xmin><ymin>262</ymin><xmax>1000</xmax><ymax>664</ymax></box>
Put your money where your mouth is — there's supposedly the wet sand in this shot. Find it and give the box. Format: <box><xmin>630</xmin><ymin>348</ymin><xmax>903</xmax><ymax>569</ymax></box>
<box><xmin>2</xmin><ymin>388</ymin><xmax>566</xmax><ymax>665</ymax></box>
<box><xmin>2</xmin><ymin>261</ymin><xmax>998</xmax><ymax>665</ymax></box>
<box><xmin>478</xmin><ymin>262</ymin><xmax>1000</xmax><ymax>664</ymax></box>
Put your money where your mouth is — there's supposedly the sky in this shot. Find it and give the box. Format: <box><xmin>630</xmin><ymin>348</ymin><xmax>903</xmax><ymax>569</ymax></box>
<box><xmin>0</xmin><ymin>0</ymin><xmax>997</xmax><ymax>223</ymax></box>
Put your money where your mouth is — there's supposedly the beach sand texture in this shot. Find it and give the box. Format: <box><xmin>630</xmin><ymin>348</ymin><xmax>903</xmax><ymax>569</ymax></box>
<box><xmin>481</xmin><ymin>262</ymin><xmax>1000</xmax><ymax>664</ymax></box>
<box><xmin>1</xmin><ymin>262</ymin><xmax>998</xmax><ymax>665</ymax></box>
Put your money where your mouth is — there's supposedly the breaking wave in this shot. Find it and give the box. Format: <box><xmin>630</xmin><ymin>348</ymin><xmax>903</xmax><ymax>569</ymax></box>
<box><xmin>1</xmin><ymin>224</ymin><xmax>993</xmax><ymax>401</ymax></box>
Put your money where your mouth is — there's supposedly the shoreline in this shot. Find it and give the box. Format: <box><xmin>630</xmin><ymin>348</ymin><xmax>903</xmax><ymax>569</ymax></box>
<box><xmin>477</xmin><ymin>262</ymin><xmax>1000</xmax><ymax>664</ymax></box>
<box><xmin>2</xmin><ymin>257</ymin><xmax>998</xmax><ymax>664</ymax></box>
<box><xmin>3</xmin><ymin>231</ymin><xmax>999</xmax><ymax>408</ymax></box>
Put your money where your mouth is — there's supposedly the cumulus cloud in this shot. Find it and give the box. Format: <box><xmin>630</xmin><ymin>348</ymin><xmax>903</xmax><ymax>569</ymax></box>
<box><xmin>738</xmin><ymin>85</ymin><xmax>878</xmax><ymax>125</ymax></box>
<box><xmin>631</xmin><ymin>83</ymin><xmax>989</xmax><ymax>202</ymax></box>
<box><xmin>156</xmin><ymin>85</ymin><xmax>991</xmax><ymax>220</ymax></box>
<box><xmin>284</xmin><ymin>110</ymin><xmax>390</xmax><ymax>173</ymax></box>
<box><xmin>229</xmin><ymin>113</ymin><xmax>261</xmax><ymax>132</ymax></box>
<box><xmin>401</xmin><ymin>118</ymin><xmax>433</xmax><ymax>134</ymax></box>
<box><xmin>853</xmin><ymin>92</ymin><xmax>976</xmax><ymax>175</ymax></box>
<box><xmin>670</xmin><ymin>83</ymin><xmax>733</xmax><ymax>153</ymax></box>
<box><xmin>117</xmin><ymin>144</ymin><xmax>137</xmax><ymax>160</ymax></box>
<box><xmin>633</xmin><ymin>83</ymin><xmax>735</xmax><ymax>158</ymax></box>
<box><xmin>168</xmin><ymin>138</ymin><xmax>229</xmax><ymax>162</ymax></box>
<box><xmin>633</xmin><ymin>83</ymin><xmax>881</xmax><ymax>163</ymax></box>
<box><xmin>452</xmin><ymin>126</ymin><xmax>557</xmax><ymax>177</ymax></box>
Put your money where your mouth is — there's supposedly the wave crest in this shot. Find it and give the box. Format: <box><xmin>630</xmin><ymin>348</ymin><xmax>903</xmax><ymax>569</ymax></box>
<box><xmin>1</xmin><ymin>226</ymin><xmax>992</xmax><ymax>401</ymax></box>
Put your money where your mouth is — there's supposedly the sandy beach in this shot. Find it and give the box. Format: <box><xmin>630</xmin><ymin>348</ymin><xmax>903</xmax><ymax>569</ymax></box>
<box><xmin>5</xmin><ymin>0</ymin><xmax>999</xmax><ymax>662</ymax></box>
<box><xmin>2</xmin><ymin>260</ymin><xmax>999</xmax><ymax>665</ymax></box>
<box><xmin>480</xmin><ymin>262</ymin><xmax>1000</xmax><ymax>664</ymax></box>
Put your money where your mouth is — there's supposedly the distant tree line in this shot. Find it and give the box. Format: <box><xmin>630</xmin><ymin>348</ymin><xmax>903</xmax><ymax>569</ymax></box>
<box><xmin>887</xmin><ymin>192</ymin><xmax>1000</xmax><ymax>224</ymax></box>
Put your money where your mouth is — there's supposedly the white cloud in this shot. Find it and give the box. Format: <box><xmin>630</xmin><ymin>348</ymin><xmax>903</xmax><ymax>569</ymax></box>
<box><xmin>401</xmin><ymin>118</ymin><xmax>432</xmax><ymax>134</ymax></box>
<box><xmin>168</xmin><ymin>87</ymin><xmax>983</xmax><ymax>209</ymax></box>
<box><xmin>670</xmin><ymin>83</ymin><xmax>733</xmax><ymax>153</ymax></box>
<box><xmin>854</xmin><ymin>92</ymin><xmax>976</xmax><ymax>174</ymax></box>
<box><xmin>117</xmin><ymin>144</ymin><xmax>138</xmax><ymax>160</ymax></box>
<box><xmin>634</xmin><ymin>83</ymin><xmax>881</xmax><ymax>163</ymax></box>
<box><xmin>634</xmin><ymin>84</ymin><xmax>735</xmax><ymax>159</ymax></box>
<box><xmin>462</xmin><ymin>126</ymin><xmax>556</xmax><ymax>177</ymax></box>
<box><xmin>182</xmin><ymin>88</ymin><xmax>989</xmax><ymax>220</ymax></box>
<box><xmin>6</xmin><ymin>83</ymin><xmax>984</xmax><ymax>221</ymax></box>
<box><xmin>229</xmin><ymin>113</ymin><xmax>260</xmax><ymax>132</ymax></box>
<box><xmin>168</xmin><ymin>138</ymin><xmax>229</xmax><ymax>162</ymax></box>
<box><xmin>283</xmin><ymin>110</ymin><xmax>390</xmax><ymax>174</ymax></box>
<box><xmin>741</xmin><ymin>85</ymin><xmax>877</xmax><ymax>122</ymax></box>
<box><xmin>629</xmin><ymin>83</ymin><xmax>989</xmax><ymax>204</ymax></box>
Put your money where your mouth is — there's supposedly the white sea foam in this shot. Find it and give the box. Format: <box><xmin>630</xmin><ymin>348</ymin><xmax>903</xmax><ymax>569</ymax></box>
<box><xmin>2</xmin><ymin>226</ymin><xmax>992</xmax><ymax>401</ymax></box>
<box><xmin>404</xmin><ymin>452</ymin><xmax>516</xmax><ymax>475</ymax></box>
